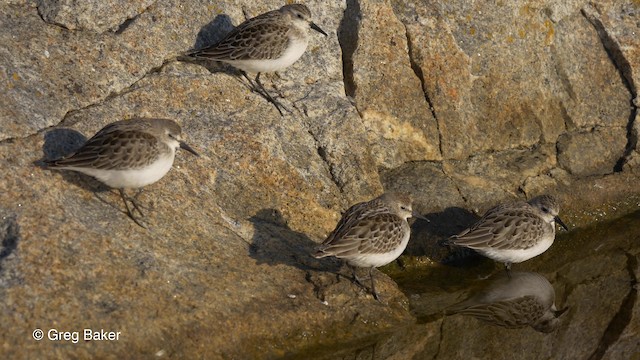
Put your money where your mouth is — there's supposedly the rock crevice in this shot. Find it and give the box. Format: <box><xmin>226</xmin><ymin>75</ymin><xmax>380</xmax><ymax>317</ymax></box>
<box><xmin>582</xmin><ymin>5</ymin><xmax>639</xmax><ymax>172</ymax></box>
<box><xmin>338</xmin><ymin>0</ymin><xmax>361</xmax><ymax>99</ymax></box>
<box><xmin>403</xmin><ymin>23</ymin><xmax>444</xmax><ymax>159</ymax></box>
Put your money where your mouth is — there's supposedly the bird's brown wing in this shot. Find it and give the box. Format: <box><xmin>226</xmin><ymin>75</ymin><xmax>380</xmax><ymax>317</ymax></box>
<box><xmin>451</xmin><ymin>205</ymin><xmax>545</xmax><ymax>250</ymax></box>
<box><xmin>320</xmin><ymin>199</ymin><xmax>386</xmax><ymax>245</ymax></box>
<box><xmin>46</xmin><ymin>127</ymin><xmax>160</xmax><ymax>170</ymax></box>
<box><xmin>190</xmin><ymin>18</ymin><xmax>290</xmax><ymax>61</ymax></box>
<box><xmin>316</xmin><ymin>212</ymin><xmax>406</xmax><ymax>258</ymax></box>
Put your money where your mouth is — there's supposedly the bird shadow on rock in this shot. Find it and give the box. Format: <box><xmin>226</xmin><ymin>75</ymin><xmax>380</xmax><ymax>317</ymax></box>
<box><xmin>249</xmin><ymin>209</ymin><xmax>385</xmax><ymax>303</ymax></box>
<box><xmin>192</xmin><ymin>14</ymin><xmax>235</xmax><ymax>52</ymax></box>
<box><xmin>407</xmin><ymin>207</ymin><xmax>486</xmax><ymax>268</ymax></box>
<box><xmin>34</xmin><ymin>129</ymin><xmax>125</xmax><ymax>213</ymax></box>
<box><xmin>182</xmin><ymin>14</ymin><xmax>241</xmax><ymax>76</ymax></box>
<box><xmin>40</xmin><ymin>128</ymin><xmax>87</xmax><ymax>161</ymax></box>
<box><xmin>248</xmin><ymin>208</ymin><xmax>341</xmax><ymax>274</ymax></box>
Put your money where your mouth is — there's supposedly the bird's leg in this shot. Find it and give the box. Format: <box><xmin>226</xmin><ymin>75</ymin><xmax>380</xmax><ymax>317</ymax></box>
<box><xmin>129</xmin><ymin>198</ymin><xmax>145</xmax><ymax>218</ymax></box>
<box><xmin>242</xmin><ymin>71</ymin><xmax>287</xmax><ymax>116</ymax></box>
<box><xmin>369</xmin><ymin>267</ymin><xmax>382</xmax><ymax>302</ymax></box>
<box><xmin>119</xmin><ymin>189</ymin><xmax>135</xmax><ymax>217</ymax></box>
<box><xmin>131</xmin><ymin>188</ymin><xmax>150</xmax><ymax>212</ymax></box>
<box><xmin>241</xmin><ymin>70</ymin><xmax>257</xmax><ymax>90</ymax></box>
<box><xmin>348</xmin><ymin>264</ymin><xmax>382</xmax><ymax>302</ymax></box>
<box><xmin>255</xmin><ymin>73</ymin><xmax>288</xmax><ymax>116</ymax></box>
<box><xmin>348</xmin><ymin>264</ymin><xmax>369</xmax><ymax>290</ymax></box>
<box><xmin>118</xmin><ymin>189</ymin><xmax>147</xmax><ymax>228</ymax></box>
<box><xmin>126</xmin><ymin>191</ymin><xmax>145</xmax><ymax>217</ymax></box>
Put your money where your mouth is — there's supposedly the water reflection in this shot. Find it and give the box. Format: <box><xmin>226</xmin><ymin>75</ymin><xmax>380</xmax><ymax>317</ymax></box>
<box><xmin>446</xmin><ymin>272</ymin><xmax>566</xmax><ymax>333</ymax></box>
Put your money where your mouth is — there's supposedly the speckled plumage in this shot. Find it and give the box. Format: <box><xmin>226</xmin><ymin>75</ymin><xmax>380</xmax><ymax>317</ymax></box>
<box><xmin>313</xmin><ymin>192</ymin><xmax>423</xmax><ymax>301</ymax></box>
<box><xmin>195</xmin><ymin>15</ymin><xmax>291</xmax><ymax>62</ymax></box>
<box><xmin>190</xmin><ymin>4</ymin><xmax>327</xmax><ymax>71</ymax></box>
<box><xmin>46</xmin><ymin>118</ymin><xmax>199</xmax><ymax>227</ymax></box>
<box><xmin>450</xmin><ymin>195</ymin><xmax>568</xmax><ymax>269</ymax></box>
<box><xmin>314</xmin><ymin>192</ymin><xmax>413</xmax><ymax>266</ymax></box>
<box><xmin>447</xmin><ymin>272</ymin><xmax>563</xmax><ymax>333</ymax></box>
<box><xmin>47</xmin><ymin>119</ymin><xmax>177</xmax><ymax>172</ymax></box>
<box><xmin>187</xmin><ymin>4</ymin><xmax>327</xmax><ymax>116</ymax></box>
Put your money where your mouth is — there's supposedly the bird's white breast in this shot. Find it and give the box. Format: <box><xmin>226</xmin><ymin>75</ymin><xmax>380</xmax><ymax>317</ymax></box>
<box><xmin>481</xmin><ymin>233</ymin><xmax>555</xmax><ymax>264</ymax></box>
<box><xmin>69</xmin><ymin>154</ymin><xmax>176</xmax><ymax>189</ymax></box>
<box><xmin>225</xmin><ymin>37</ymin><xmax>309</xmax><ymax>73</ymax></box>
<box><xmin>348</xmin><ymin>229</ymin><xmax>411</xmax><ymax>268</ymax></box>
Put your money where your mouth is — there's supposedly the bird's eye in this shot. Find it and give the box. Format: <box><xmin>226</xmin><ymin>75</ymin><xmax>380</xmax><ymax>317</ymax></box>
<box><xmin>541</xmin><ymin>207</ymin><xmax>549</xmax><ymax>213</ymax></box>
<box><xmin>297</xmin><ymin>13</ymin><xmax>304</xmax><ymax>19</ymax></box>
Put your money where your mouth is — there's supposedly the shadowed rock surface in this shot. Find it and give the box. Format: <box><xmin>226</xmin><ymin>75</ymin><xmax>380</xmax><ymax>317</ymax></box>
<box><xmin>1</xmin><ymin>0</ymin><xmax>639</xmax><ymax>358</ymax></box>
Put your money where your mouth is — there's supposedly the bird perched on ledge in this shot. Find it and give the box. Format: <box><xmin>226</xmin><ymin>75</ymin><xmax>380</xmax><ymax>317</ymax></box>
<box><xmin>313</xmin><ymin>192</ymin><xmax>428</xmax><ymax>301</ymax></box>
<box><xmin>448</xmin><ymin>195</ymin><xmax>569</xmax><ymax>273</ymax></box>
<box><xmin>187</xmin><ymin>4</ymin><xmax>328</xmax><ymax>116</ymax></box>
<box><xmin>45</xmin><ymin>118</ymin><xmax>199</xmax><ymax>227</ymax></box>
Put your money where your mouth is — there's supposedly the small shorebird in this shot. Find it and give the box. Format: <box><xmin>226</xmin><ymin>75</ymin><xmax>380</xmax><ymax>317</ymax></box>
<box><xmin>449</xmin><ymin>195</ymin><xmax>569</xmax><ymax>272</ymax></box>
<box><xmin>45</xmin><ymin>118</ymin><xmax>199</xmax><ymax>227</ymax></box>
<box><xmin>313</xmin><ymin>192</ymin><xmax>428</xmax><ymax>301</ymax></box>
<box><xmin>187</xmin><ymin>4</ymin><xmax>328</xmax><ymax>116</ymax></box>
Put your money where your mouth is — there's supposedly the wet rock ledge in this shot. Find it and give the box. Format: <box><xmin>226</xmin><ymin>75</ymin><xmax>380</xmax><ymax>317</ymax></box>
<box><xmin>1</xmin><ymin>0</ymin><xmax>639</xmax><ymax>358</ymax></box>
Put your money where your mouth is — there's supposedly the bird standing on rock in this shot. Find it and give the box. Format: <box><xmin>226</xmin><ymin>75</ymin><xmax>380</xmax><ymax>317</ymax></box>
<box><xmin>449</xmin><ymin>195</ymin><xmax>569</xmax><ymax>273</ymax></box>
<box><xmin>45</xmin><ymin>118</ymin><xmax>199</xmax><ymax>227</ymax></box>
<box><xmin>313</xmin><ymin>192</ymin><xmax>428</xmax><ymax>301</ymax></box>
<box><xmin>187</xmin><ymin>4</ymin><xmax>328</xmax><ymax>116</ymax></box>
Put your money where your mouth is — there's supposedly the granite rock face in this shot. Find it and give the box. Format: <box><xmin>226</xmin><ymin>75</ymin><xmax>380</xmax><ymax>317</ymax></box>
<box><xmin>345</xmin><ymin>0</ymin><xmax>442</xmax><ymax>168</ymax></box>
<box><xmin>1</xmin><ymin>0</ymin><xmax>639</xmax><ymax>358</ymax></box>
<box><xmin>557</xmin><ymin>127</ymin><xmax>627</xmax><ymax>176</ymax></box>
<box><xmin>36</xmin><ymin>0</ymin><xmax>157</xmax><ymax>32</ymax></box>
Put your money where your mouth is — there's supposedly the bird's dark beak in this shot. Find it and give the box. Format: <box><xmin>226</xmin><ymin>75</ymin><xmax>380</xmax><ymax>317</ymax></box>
<box><xmin>555</xmin><ymin>216</ymin><xmax>569</xmax><ymax>231</ymax></box>
<box><xmin>310</xmin><ymin>22</ymin><xmax>328</xmax><ymax>36</ymax></box>
<box><xmin>412</xmin><ymin>210</ymin><xmax>430</xmax><ymax>222</ymax></box>
<box><xmin>179</xmin><ymin>141</ymin><xmax>200</xmax><ymax>156</ymax></box>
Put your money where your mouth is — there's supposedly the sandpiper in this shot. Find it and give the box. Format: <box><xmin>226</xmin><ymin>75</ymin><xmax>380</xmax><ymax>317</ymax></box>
<box><xmin>449</xmin><ymin>195</ymin><xmax>569</xmax><ymax>272</ymax></box>
<box><xmin>313</xmin><ymin>192</ymin><xmax>427</xmax><ymax>301</ymax></box>
<box><xmin>187</xmin><ymin>4</ymin><xmax>328</xmax><ymax>116</ymax></box>
<box><xmin>45</xmin><ymin>118</ymin><xmax>199</xmax><ymax>227</ymax></box>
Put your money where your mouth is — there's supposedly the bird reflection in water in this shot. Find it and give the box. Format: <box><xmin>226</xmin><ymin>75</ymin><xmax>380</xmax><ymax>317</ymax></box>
<box><xmin>446</xmin><ymin>272</ymin><xmax>567</xmax><ymax>333</ymax></box>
